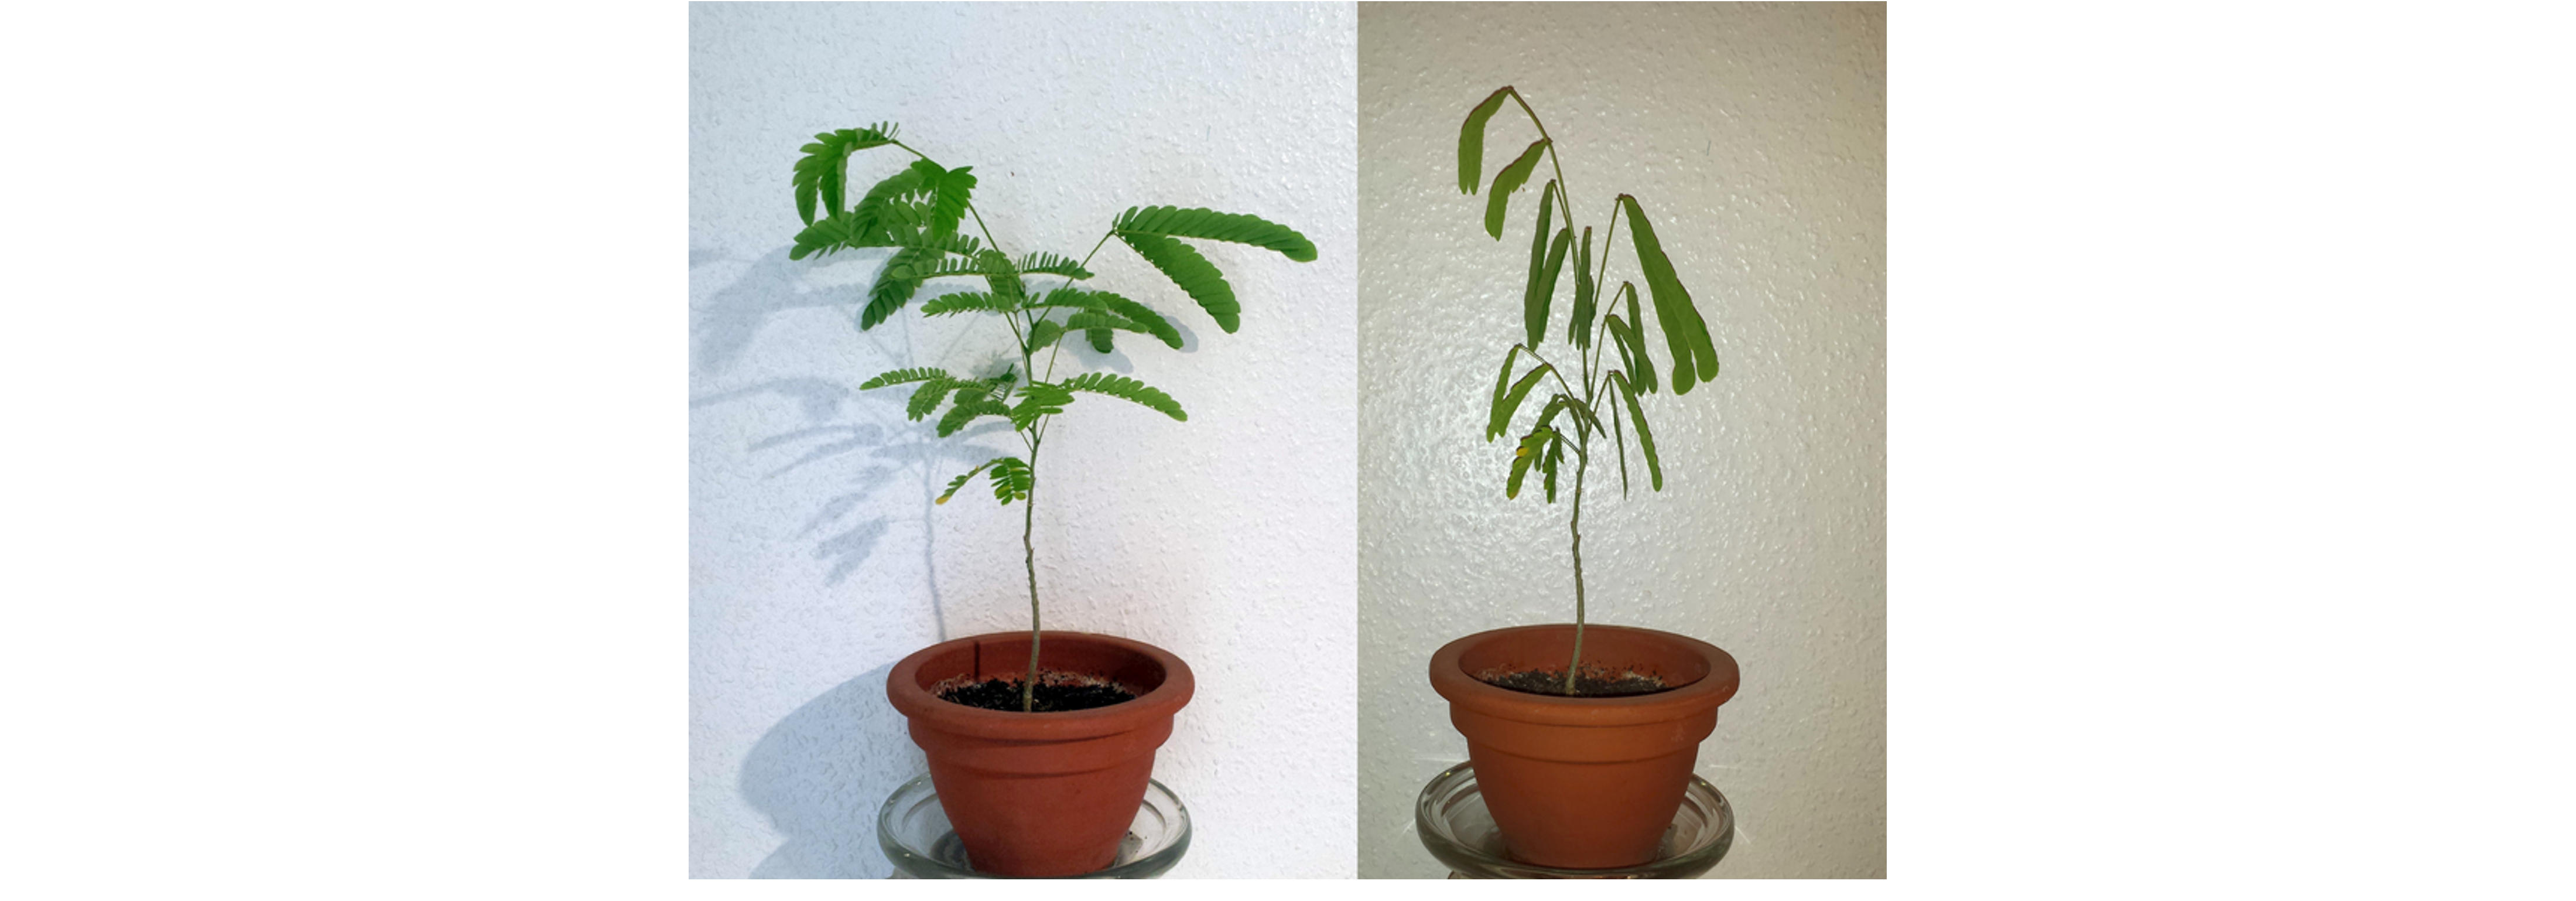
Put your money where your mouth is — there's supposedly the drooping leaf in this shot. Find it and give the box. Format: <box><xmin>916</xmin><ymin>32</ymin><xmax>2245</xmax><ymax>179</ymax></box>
<box><xmin>1031</xmin><ymin>287</ymin><xmax>1176</xmax><ymax>348</ymax></box>
<box><xmin>1522</xmin><ymin>180</ymin><xmax>1555</xmax><ymax>348</ymax></box>
<box><xmin>1506</xmin><ymin>443</ymin><xmax>1535</xmax><ymax>499</ymax></box>
<box><xmin>1114</xmin><ymin>206</ymin><xmax>1316</xmax><ymax>262</ymax></box>
<box><xmin>987</xmin><ymin>456</ymin><xmax>1032</xmax><ymax>504</ymax></box>
<box><xmin>1487</xmin><ymin>345</ymin><xmax>1523</xmax><ymax>435</ymax></box>
<box><xmin>1542</xmin><ymin>432</ymin><xmax>1563</xmax><ymax>502</ymax></box>
<box><xmin>1570</xmin><ymin>226</ymin><xmax>1596</xmax><ymax>349</ymax></box>
<box><xmin>917</xmin><ymin>291</ymin><xmax>1020</xmax><ymax>317</ymax></box>
<box><xmin>1484</xmin><ymin>137</ymin><xmax>1550</xmax><ymax>240</ymax></box>
<box><xmin>859</xmin><ymin>245</ymin><xmax>936</xmax><ymax>329</ymax></box>
<box><xmin>1118</xmin><ymin>232</ymin><xmax>1238</xmax><ymax>333</ymax></box>
<box><xmin>1459</xmin><ymin>87</ymin><xmax>1513</xmax><ymax>194</ymax></box>
<box><xmin>792</xmin><ymin>123</ymin><xmax>897</xmax><ymax>225</ymax></box>
<box><xmin>1619</xmin><ymin>282</ymin><xmax>1656</xmax><ymax>394</ymax></box>
<box><xmin>1008</xmin><ymin>381</ymin><xmax>1072</xmax><ymax>429</ymax></box>
<box><xmin>1487</xmin><ymin>363</ymin><xmax>1553</xmax><ymax>441</ymax></box>
<box><xmin>936</xmin><ymin>456</ymin><xmax>1004</xmax><ymax>506</ymax></box>
<box><xmin>1063</xmin><ymin>372</ymin><xmax>1186</xmax><ymax>421</ymax></box>
<box><xmin>858</xmin><ymin>367</ymin><xmax>950</xmax><ymax>390</ymax></box>
<box><xmin>1620</xmin><ymin>194</ymin><xmax>1719</xmax><ymax>394</ymax></box>
<box><xmin>1606</xmin><ymin>312</ymin><xmax>1659</xmax><ymax>404</ymax></box>
<box><xmin>1506</xmin><ymin>426</ymin><xmax>1559</xmax><ymax>500</ymax></box>
<box><xmin>910</xmin><ymin>160</ymin><xmax>976</xmax><ymax>240</ymax></box>
<box><xmin>1610</xmin><ymin>370</ymin><xmax>1662</xmax><ymax>490</ymax></box>
<box><xmin>789</xmin><ymin>163</ymin><xmax>933</xmax><ymax>260</ymax></box>
<box><xmin>1609</xmin><ymin>386</ymin><xmax>1631</xmax><ymax>496</ymax></box>
<box><xmin>1533</xmin><ymin>226</ymin><xmax>1572</xmax><ymax>350</ymax></box>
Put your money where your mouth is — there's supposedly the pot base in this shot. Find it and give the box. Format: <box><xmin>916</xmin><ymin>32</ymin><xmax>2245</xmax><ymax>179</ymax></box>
<box><xmin>1415</xmin><ymin>762</ymin><xmax>1732</xmax><ymax>879</ymax></box>
<box><xmin>878</xmin><ymin>773</ymin><xmax>1190</xmax><ymax>879</ymax></box>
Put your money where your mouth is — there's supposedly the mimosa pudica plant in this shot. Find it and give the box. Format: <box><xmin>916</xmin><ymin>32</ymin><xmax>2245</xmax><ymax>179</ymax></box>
<box><xmin>1458</xmin><ymin>87</ymin><xmax>1723</xmax><ymax>695</ymax></box>
<box><xmin>790</xmin><ymin>123</ymin><xmax>1314</xmax><ymax>711</ymax></box>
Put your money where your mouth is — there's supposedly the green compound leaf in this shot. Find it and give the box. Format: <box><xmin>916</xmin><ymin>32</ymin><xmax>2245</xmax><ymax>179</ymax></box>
<box><xmin>792</xmin><ymin>123</ymin><xmax>898</xmax><ymax>225</ymax></box>
<box><xmin>1063</xmin><ymin>371</ymin><xmax>1186</xmax><ymax>421</ymax></box>
<box><xmin>1487</xmin><ymin>361</ymin><xmax>1553</xmax><ymax>442</ymax></box>
<box><xmin>1569</xmin><ymin>226</ymin><xmax>1596</xmax><ymax>349</ymax></box>
<box><xmin>1022</xmin><ymin>319</ymin><xmax>1066</xmax><ymax>355</ymax></box>
<box><xmin>1459</xmin><ymin>86</ymin><xmax>1513</xmax><ymax>194</ymax></box>
<box><xmin>917</xmin><ymin>291</ymin><xmax>1020</xmax><ymax>316</ymax></box>
<box><xmin>935</xmin><ymin>455</ymin><xmax>1004</xmax><ymax>506</ymax></box>
<box><xmin>1114</xmin><ymin>206</ymin><xmax>1316</xmax><ymax>262</ymax></box>
<box><xmin>1118</xmin><ymin>231</ymin><xmax>1239</xmax><ymax>333</ymax></box>
<box><xmin>1610</xmin><ymin>370</ymin><xmax>1662</xmax><ymax>491</ymax></box>
<box><xmin>1008</xmin><ymin>381</ymin><xmax>1072</xmax><ymax>430</ymax></box>
<box><xmin>935</xmin><ymin>397</ymin><xmax>1009</xmax><ymax>438</ymax></box>
<box><xmin>857</xmin><ymin>367</ymin><xmax>951</xmax><ymax>390</ymax></box>
<box><xmin>1014</xmin><ymin>251</ymin><xmax>1092</xmax><ymax>279</ymax></box>
<box><xmin>1485</xmin><ymin>137</ymin><xmax>1551</xmax><ymax>240</ymax></box>
<box><xmin>987</xmin><ymin>456</ymin><xmax>1032</xmax><ymax>504</ymax></box>
<box><xmin>1620</xmin><ymin>194</ymin><xmax>1719</xmax><ymax>394</ymax></box>
<box><xmin>1521</xmin><ymin>180</ymin><xmax>1556</xmax><ymax>349</ymax></box>
<box><xmin>1029</xmin><ymin>288</ymin><xmax>1180</xmax><ymax>349</ymax></box>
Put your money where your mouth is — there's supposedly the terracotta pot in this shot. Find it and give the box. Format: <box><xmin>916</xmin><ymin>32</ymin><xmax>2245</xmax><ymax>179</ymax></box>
<box><xmin>1429</xmin><ymin>623</ymin><xmax>1739</xmax><ymax>869</ymax></box>
<box><xmin>886</xmin><ymin>631</ymin><xmax>1193</xmax><ymax>877</ymax></box>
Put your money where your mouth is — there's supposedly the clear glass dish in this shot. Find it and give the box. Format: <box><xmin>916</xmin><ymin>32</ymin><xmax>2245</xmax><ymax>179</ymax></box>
<box><xmin>1415</xmin><ymin>760</ymin><xmax>1733</xmax><ymax>879</ymax></box>
<box><xmin>877</xmin><ymin>774</ymin><xmax>1190</xmax><ymax>879</ymax></box>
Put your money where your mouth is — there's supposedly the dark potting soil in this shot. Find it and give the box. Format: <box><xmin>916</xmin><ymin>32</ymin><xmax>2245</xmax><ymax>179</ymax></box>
<box><xmin>1480</xmin><ymin>668</ymin><xmax>1676</xmax><ymax>698</ymax></box>
<box><xmin>936</xmin><ymin>673</ymin><xmax>1138</xmax><ymax>712</ymax></box>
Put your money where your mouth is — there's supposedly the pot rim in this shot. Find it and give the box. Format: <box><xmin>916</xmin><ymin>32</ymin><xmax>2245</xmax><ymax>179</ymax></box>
<box><xmin>887</xmin><ymin>630</ymin><xmax>1195</xmax><ymax>741</ymax></box>
<box><xmin>1430</xmin><ymin>623</ymin><xmax>1739</xmax><ymax>727</ymax></box>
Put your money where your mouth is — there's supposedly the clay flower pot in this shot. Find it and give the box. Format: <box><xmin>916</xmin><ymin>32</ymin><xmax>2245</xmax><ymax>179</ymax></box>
<box><xmin>887</xmin><ymin>631</ymin><xmax>1193</xmax><ymax>877</ymax></box>
<box><xmin>1429</xmin><ymin>623</ymin><xmax>1739</xmax><ymax>870</ymax></box>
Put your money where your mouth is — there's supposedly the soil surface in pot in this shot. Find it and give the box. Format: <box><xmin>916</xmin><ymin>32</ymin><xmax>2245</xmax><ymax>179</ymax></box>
<box><xmin>935</xmin><ymin>672</ymin><xmax>1138</xmax><ymax>712</ymax></box>
<box><xmin>1479</xmin><ymin>667</ymin><xmax>1676</xmax><ymax>698</ymax></box>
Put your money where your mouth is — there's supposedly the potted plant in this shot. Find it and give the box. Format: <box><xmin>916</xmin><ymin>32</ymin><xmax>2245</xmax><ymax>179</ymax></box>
<box><xmin>1428</xmin><ymin>86</ymin><xmax>1742</xmax><ymax>871</ymax></box>
<box><xmin>786</xmin><ymin>123</ymin><xmax>1314</xmax><ymax>876</ymax></box>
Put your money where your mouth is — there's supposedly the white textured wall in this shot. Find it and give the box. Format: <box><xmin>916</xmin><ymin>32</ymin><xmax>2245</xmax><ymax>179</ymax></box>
<box><xmin>1357</xmin><ymin>4</ymin><xmax>1884</xmax><ymax>878</ymax></box>
<box><xmin>690</xmin><ymin>3</ymin><xmax>1357</xmax><ymax>878</ymax></box>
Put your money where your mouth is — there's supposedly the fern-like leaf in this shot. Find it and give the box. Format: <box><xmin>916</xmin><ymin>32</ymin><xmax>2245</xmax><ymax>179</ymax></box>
<box><xmin>1008</xmin><ymin>381</ymin><xmax>1072</xmax><ymax>429</ymax></box>
<box><xmin>1485</xmin><ymin>137</ymin><xmax>1551</xmax><ymax>240</ymax></box>
<box><xmin>1459</xmin><ymin>87</ymin><xmax>1512</xmax><ymax>194</ymax></box>
<box><xmin>859</xmin><ymin>245</ymin><xmax>933</xmax><ymax>330</ymax></box>
<box><xmin>987</xmin><ymin>456</ymin><xmax>1032</xmax><ymax>504</ymax></box>
<box><xmin>917</xmin><ymin>291</ymin><xmax>1020</xmax><ymax>317</ymax></box>
<box><xmin>906</xmin><ymin>377</ymin><xmax>961</xmax><ymax>421</ymax></box>
<box><xmin>1063</xmin><ymin>372</ymin><xmax>1185</xmax><ymax>421</ymax></box>
<box><xmin>936</xmin><ymin>456</ymin><xmax>1003</xmax><ymax>506</ymax></box>
<box><xmin>936</xmin><ymin>398</ymin><xmax>1008</xmax><ymax>438</ymax></box>
<box><xmin>1030</xmin><ymin>289</ymin><xmax>1180</xmax><ymax>349</ymax></box>
<box><xmin>1113</xmin><ymin>206</ymin><xmax>1317</xmax><ymax>262</ymax></box>
<box><xmin>858</xmin><ymin>367</ymin><xmax>952</xmax><ymax>390</ymax></box>
<box><xmin>1118</xmin><ymin>232</ymin><xmax>1240</xmax><ymax>333</ymax></box>
<box><xmin>1015</xmin><ymin>252</ymin><xmax>1092</xmax><ymax>279</ymax></box>
<box><xmin>792</xmin><ymin>124</ymin><xmax>897</xmax><ymax>225</ymax></box>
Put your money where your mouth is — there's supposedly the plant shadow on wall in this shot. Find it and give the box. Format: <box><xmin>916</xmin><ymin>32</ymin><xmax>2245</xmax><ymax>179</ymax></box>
<box><xmin>738</xmin><ymin>664</ymin><xmax>905</xmax><ymax>878</ymax></box>
<box><xmin>689</xmin><ymin>218</ymin><xmax>1203</xmax><ymax>880</ymax></box>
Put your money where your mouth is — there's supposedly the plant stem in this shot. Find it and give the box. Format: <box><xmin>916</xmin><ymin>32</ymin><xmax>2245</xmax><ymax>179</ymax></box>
<box><xmin>1021</xmin><ymin>441</ymin><xmax>1042</xmax><ymax>712</ymax></box>
<box><xmin>1565</xmin><ymin>442</ymin><xmax>1590</xmax><ymax>695</ymax></box>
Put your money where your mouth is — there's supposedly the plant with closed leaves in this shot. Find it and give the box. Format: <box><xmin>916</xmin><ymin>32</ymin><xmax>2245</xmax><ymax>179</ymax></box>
<box><xmin>791</xmin><ymin>123</ymin><xmax>1313</xmax><ymax>710</ymax></box>
<box><xmin>1458</xmin><ymin>87</ymin><xmax>1722</xmax><ymax>695</ymax></box>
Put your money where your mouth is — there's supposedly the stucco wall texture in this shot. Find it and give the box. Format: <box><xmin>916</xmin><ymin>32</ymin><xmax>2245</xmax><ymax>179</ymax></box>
<box><xmin>690</xmin><ymin>3</ymin><xmax>1358</xmax><ymax>879</ymax></box>
<box><xmin>1357</xmin><ymin>4</ymin><xmax>1885</xmax><ymax>879</ymax></box>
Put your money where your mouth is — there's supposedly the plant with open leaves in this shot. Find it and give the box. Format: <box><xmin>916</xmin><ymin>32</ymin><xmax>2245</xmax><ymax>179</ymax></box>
<box><xmin>791</xmin><ymin>124</ymin><xmax>1314</xmax><ymax>711</ymax></box>
<box><xmin>1459</xmin><ymin>87</ymin><xmax>1723</xmax><ymax>695</ymax></box>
